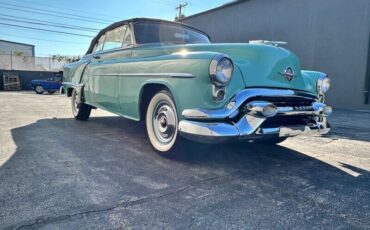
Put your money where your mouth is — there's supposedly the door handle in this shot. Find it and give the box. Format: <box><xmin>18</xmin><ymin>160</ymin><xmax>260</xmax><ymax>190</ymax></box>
<box><xmin>93</xmin><ymin>55</ymin><xmax>101</xmax><ymax>60</ymax></box>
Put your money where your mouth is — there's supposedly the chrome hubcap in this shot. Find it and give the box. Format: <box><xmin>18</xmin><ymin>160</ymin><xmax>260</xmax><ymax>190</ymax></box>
<box><xmin>153</xmin><ymin>102</ymin><xmax>176</xmax><ymax>144</ymax></box>
<box><xmin>35</xmin><ymin>86</ymin><xmax>43</xmax><ymax>92</ymax></box>
<box><xmin>72</xmin><ymin>91</ymin><xmax>80</xmax><ymax>114</ymax></box>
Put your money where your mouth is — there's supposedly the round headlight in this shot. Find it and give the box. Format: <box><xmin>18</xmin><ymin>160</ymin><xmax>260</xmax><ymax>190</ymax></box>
<box><xmin>317</xmin><ymin>74</ymin><xmax>331</xmax><ymax>94</ymax></box>
<box><xmin>209</xmin><ymin>54</ymin><xmax>234</xmax><ymax>86</ymax></box>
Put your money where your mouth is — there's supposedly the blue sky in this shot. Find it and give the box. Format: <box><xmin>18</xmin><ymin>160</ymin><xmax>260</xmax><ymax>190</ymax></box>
<box><xmin>0</xmin><ymin>0</ymin><xmax>229</xmax><ymax>57</ymax></box>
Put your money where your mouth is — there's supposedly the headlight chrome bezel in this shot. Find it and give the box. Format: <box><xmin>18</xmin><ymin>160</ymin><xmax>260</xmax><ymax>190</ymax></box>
<box><xmin>209</xmin><ymin>54</ymin><xmax>234</xmax><ymax>87</ymax></box>
<box><xmin>317</xmin><ymin>74</ymin><xmax>331</xmax><ymax>95</ymax></box>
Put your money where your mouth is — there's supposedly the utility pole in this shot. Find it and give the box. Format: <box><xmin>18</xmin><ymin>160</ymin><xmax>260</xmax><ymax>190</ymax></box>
<box><xmin>176</xmin><ymin>2</ymin><xmax>188</xmax><ymax>21</ymax></box>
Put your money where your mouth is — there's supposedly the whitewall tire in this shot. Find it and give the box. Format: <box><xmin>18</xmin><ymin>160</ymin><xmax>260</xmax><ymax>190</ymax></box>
<box><xmin>146</xmin><ymin>90</ymin><xmax>180</xmax><ymax>153</ymax></box>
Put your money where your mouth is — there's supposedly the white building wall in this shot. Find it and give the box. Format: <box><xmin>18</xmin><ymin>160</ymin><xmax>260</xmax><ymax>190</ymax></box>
<box><xmin>0</xmin><ymin>40</ymin><xmax>34</xmax><ymax>57</ymax></box>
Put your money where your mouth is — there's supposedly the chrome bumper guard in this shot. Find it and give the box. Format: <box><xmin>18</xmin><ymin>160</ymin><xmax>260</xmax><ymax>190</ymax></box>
<box><xmin>178</xmin><ymin>88</ymin><xmax>332</xmax><ymax>143</ymax></box>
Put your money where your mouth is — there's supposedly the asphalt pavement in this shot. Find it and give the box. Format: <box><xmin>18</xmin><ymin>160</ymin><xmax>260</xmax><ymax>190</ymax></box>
<box><xmin>0</xmin><ymin>91</ymin><xmax>369</xmax><ymax>229</ymax></box>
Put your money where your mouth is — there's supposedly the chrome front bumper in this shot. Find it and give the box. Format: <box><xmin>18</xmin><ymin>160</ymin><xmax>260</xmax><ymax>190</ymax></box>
<box><xmin>178</xmin><ymin>88</ymin><xmax>331</xmax><ymax>143</ymax></box>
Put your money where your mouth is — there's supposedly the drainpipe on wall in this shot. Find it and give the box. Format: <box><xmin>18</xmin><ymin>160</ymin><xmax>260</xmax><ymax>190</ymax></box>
<box><xmin>365</xmin><ymin>32</ymin><xmax>370</xmax><ymax>104</ymax></box>
<box><xmin>10</xmin><ymin>52</ymin><xmax>12</xmax><ymax>70</ymax></box>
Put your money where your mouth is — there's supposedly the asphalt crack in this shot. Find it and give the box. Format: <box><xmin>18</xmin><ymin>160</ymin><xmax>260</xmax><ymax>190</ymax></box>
<box><xmin>12</xmin><ymin>175</ymin><xmax>222</xmax><ymax>229</ymax></box>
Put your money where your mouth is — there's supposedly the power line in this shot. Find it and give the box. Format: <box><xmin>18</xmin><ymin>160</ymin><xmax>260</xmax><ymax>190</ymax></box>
<box><xmin>0</xmin><ymin>17</ymin><xmax>99</xmax><ymax>33</ymax></box>
<box><xmin>186</xmin><ymin>1</ymin><xmax>205</xmax><ymax>10</ymax></box>
<box><xmin>0</xmin><ymin>14</ymin><xmax>100</xmax><ymax>32</ymax></box>
<box><xmin>0</xmin><ymin>32</ymin><xmax>89</xmax><ymax>44</ymax></box>
<box><xmin>11</xmin><ymin>0</ymin><xmax>122</xmax><ymax>21</ymax></box>
<box><xmin>0</xmin><ymin>5</ymin><xmax>110</xmax><ymax>25</ymax></box>
<box><xmin>0</xmin><ymin>22</ymin><xmax>94</xmax><ymax>37</ymax></box>
<box><xmin>0</xmin><ymin>1</ymin><xmax>114</xmax><ymax>23</ymax></box>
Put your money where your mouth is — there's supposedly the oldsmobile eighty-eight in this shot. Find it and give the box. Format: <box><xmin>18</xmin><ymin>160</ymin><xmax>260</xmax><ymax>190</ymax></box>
<box><xmin>63</xmin><ymin>18</ymin><xmax>332</xmax><ymax>154</ymax></box>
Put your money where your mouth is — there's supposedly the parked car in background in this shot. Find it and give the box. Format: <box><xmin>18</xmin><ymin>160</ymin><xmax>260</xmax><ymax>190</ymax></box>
<box><xmin>31</xmin><ymin>73</ymin><xmax>63</xmax><ymax>94</ymax></box>
<box><xmin>62</xmin><ymin>18</ymin><xmax>332</xmax><ymax>155</ymax></box>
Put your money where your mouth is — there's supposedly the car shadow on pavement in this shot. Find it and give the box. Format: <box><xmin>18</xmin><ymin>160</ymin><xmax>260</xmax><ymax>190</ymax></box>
<box><xmin>1</xmin><ymin>116</ymin><xmax>369</xmax><ymax>229</ymax></box>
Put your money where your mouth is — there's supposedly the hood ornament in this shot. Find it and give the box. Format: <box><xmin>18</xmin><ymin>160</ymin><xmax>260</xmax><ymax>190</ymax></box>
<box><xmin>279</xmin><ymin>67</ymin><xmax>295</xmax><ymax>82</ymax></box>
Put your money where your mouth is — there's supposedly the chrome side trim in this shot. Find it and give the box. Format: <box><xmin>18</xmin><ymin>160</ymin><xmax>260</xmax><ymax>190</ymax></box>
<box><xmin>92</xmin><ymin>73</ymin><xmax>195</xmax><ymax>78</ymax></box>
<box><xmin>62</xmin><ymin>82</ymin><xmax>84</xmax><ymax>88</ymax></box>
<box><xmin>182</xmin><ymin>88</ymin><xmax>317</xmax><ymax>120</ymax></box>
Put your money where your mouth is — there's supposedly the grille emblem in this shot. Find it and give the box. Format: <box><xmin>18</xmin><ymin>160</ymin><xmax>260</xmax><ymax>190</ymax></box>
<box><xmin>279</xmin><ymin>67</ymin><xmax>295</xmax><ymax>82</ymax></box>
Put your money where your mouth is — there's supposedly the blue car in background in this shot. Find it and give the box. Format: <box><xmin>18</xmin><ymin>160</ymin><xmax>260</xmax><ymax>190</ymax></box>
<box><xmin>31</xmin><ymin>74</ymin><xmax>63</xmax><ymax>94</ymax></box>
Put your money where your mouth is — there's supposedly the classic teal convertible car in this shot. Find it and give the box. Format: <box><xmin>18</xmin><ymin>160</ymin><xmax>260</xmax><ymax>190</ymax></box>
<box><xmin>63</xmin><ymin>18</ymin><xmax>332</xmax><ymax>154</ymax></box>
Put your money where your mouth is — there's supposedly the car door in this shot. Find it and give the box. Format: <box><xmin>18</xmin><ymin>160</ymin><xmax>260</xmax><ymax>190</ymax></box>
<box><xmin>88</xmin><ymin>24</ymin><xmax>132</xmax><ymax>113</ymax></box>
<box><xmin>54</xmin><ymin>75</ymin><xmax>63</xmax><ymax>89</ymax></box>
<box><xmin>42</xmin><ymin>77</ymin><xmax>56</xmax><ymax>90</ymax></box>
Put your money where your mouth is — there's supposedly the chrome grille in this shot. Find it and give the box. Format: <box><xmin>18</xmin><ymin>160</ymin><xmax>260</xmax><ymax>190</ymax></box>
<box><xmin>241</xmin><ymin>96</ymin><xmax>317</xmax><ymax>114</ymax></box>
<box><xmin>240</xmin><ymin>95</ymin><xmax>318</xmax><ymax>127</ymax></box>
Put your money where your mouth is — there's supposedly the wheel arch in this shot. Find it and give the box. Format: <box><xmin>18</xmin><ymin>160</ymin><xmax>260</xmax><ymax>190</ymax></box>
<box><xmin>138</xmin><ymin>81</ymin><xmax>178</xmax><ymax>121</ymax></box>
<box><xmin>66</xmin><ymin>87</ymin><xmax>74</xmax><ymax>97</ymax></box>
<box><xmin>63</xmin><ymin>82</ymin><xmax>84</xmax><ymax>98</ymax></box>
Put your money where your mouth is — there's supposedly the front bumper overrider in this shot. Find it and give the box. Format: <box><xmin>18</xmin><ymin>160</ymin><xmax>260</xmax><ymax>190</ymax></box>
<box><xmin>178</xmin><ymin>88</ymin><xmax>332</xmax><ymax>143</ymax></box>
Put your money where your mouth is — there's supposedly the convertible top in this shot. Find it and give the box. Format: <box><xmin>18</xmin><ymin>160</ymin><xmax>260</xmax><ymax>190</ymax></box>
<box><xmin>86</xmin><ymin>18</ymin><xmax>210</xmax><ymax>54</ymax></box>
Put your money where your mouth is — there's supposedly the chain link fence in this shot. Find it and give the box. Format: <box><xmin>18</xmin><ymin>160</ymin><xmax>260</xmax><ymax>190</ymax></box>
<box><xmin>0</xmin><ymin>54</ymin><xmax>68</xmax><ymax>72</ymax></box>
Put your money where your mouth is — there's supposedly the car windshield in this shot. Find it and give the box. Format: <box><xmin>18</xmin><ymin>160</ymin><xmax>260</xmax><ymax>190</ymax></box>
<box><xmin>134</xmin><ymin>22</ymin><xmax>210</xmax><ymax>45</ymax></box>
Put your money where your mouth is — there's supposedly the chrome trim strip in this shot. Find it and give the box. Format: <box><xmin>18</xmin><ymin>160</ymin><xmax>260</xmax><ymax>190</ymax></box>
<box><xmin>275</xmin><ymin>102</ymin><xmax>331</xmax><ymax>116</ymax></box>
<box><xmin>278</xmin><ymin>72</ymin><xmax>296</xmax><ymax>77</ymax></box>
<box><xmin>92</xmin><ymin>73</ymin><xmax>195</xmax><ymax>78</ymax></box>
<box><xmin>62</xmin><ymin>82</ymin><xmax>84</xmax><ymax>88</ymax></box>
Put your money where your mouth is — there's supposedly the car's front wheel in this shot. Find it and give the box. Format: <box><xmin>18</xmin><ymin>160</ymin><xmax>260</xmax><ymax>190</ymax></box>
<box><xmin>71</xmin><ymin>89</ymin><xmax>91</xmax><ymax>121</ymax></box>
<box><xmin>146</xmin><ymin>90</ymin><xmax>182</xmax><ymax>154</ymax></box>
<box><xmin>34</xmin><ymin>85</ymin><xmax>44</xmax><ymax>94</ymax></box>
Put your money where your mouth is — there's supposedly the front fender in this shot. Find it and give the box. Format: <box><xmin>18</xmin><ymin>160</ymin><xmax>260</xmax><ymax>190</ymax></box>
<box><xmin>301</xmin><ymin>70</ymin><xmax>326</xmax><ymax>95</ymax></box>
<box><xmin>129</xmin><ymin>52</ymin><xmax>245</xmax><ymax>120</ymax></box>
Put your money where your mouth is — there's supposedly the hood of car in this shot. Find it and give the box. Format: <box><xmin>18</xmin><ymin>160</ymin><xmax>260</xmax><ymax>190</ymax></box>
<box><xmin>134</xmin><ymin>43</ymin><xmax>316</xmax><ymax>94</ymax></box>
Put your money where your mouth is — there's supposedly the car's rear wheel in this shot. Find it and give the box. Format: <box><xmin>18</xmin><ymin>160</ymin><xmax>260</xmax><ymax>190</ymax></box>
<box><xmin>71</xmin><ymin>89</ymin><xmax>91</xmax><ymax>121</ymax></box>
<box><xmin>146</xmin><ymin>90</ymin><xmax>182</xmax><ymax>155</ymax></box>
<box><xmin>34</xmin><ymin>85</ymin><xmax>44</xmax><ymax>94</ymax></box>
<box><xmin>47</xmin><ymin>90</ymin><xmax>56</xmax><ymax>94</ymax></box>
